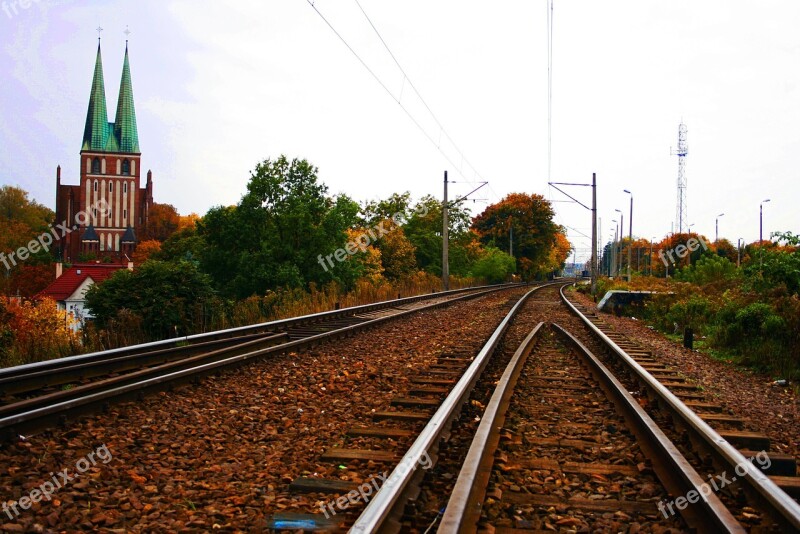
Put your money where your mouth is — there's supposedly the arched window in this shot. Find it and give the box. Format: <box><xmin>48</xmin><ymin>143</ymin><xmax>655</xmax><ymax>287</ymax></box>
<box><xmin>123</xmin><ymin>182</ymin><xmax>128</xmax><ymax>194</ymax></box>
<box><xmin>109</xmin><ymin>182</ymin><xmax>113</xmax><ymax>192</ymax></box>
<box><xmin>93</xmin><ymin>180</ymin><xmax>98</xmax><ymax>192</ymax></box>
<box><xmin>122</xmin><ymin>159</ymin><xmax>131</xmax><ymax>176</ymax></box>
<box><xmin>92</xmin><ymin>157</ymin><xmax>101</xmax><ymax>174</ymax></box>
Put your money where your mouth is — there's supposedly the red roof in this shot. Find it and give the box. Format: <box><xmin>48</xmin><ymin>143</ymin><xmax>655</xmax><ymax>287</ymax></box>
<box><xmin>35</xmin><ymin>264</ymin><xmax>127</xmax><ymax>302</ymax></box>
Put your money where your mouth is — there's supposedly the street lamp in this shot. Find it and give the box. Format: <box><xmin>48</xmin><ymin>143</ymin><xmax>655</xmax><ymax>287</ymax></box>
<box><xmin>716</xmin><ymin>213</ymin><xmax>725</xmax><ymax>242</ymax></box>
<box><xmin>623</xmin><ymin>189</ymin><xmax>633</xmax><ymax>281</ymax></box>
<box><xmin>760</xmin><ymin>199</ymin><xmax>770</xmax><ymax>243</ymax></box>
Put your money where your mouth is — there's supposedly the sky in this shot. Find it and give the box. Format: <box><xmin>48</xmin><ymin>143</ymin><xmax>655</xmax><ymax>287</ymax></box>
<box><xmin>1</xmin><ymin>0</ymin><xmax>798</xmax><ymax>263</ymax></box>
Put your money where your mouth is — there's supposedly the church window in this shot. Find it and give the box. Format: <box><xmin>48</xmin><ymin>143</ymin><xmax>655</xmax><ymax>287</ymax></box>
<box><xmin>93</xmin><ymin>180</ymin><xmax>98</xmax><ymax>192</ymax></box>
<box><xmin>92</xmin><ymin>157</ymin><xmax>101</xmax><ymax>174</ymax></box>
<box><xmin>122</xmin><ymin>159</ymin><xmax>131</xmax><ymax>175</ymax></box>
<box><xmin>109</xmin><ymin>182</ymin><xmax>113</xmax><ymax>192</ymax></box>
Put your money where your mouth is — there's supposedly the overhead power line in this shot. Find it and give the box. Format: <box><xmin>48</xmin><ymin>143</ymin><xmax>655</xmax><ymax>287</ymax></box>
<box><xmin>306</xmin><ymin>0</ymin><xmax>488</xmax><ymax>188</ymax></box>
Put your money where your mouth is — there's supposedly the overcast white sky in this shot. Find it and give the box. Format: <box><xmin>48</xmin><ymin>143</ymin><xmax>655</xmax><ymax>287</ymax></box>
<box><xmin>1</xmin><ymin>1</ymin><xmax>798</xmax><ymax>262</ymax></box>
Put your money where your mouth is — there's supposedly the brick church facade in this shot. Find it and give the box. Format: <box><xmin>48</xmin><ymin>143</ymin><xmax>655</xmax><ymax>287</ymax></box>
<box><xmin>54</xmin><ymin>41</ymin><xmax>153</xmax><ymax>262</ymax></box>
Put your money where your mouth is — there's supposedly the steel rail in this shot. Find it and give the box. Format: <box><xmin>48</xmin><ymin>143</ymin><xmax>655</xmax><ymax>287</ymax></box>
<box><xmin>560</xmin><ymin>284</ymin><xmax>800</xmax><ymax>531</ymax></box>
<box><xmin>0</xmin><ymin>331</ymin><xmax>289</xmax><ymax>396</ymax></box>
<box><xmin>0</xmin><ymin>283</ymin><xmax>519</xmax><ymax>381</ymax></box>
<box><xmin>350</xmin><ymin>284</ymin><xmax>552</xmax><ymax>533</ymax></box>
<box><xmin>438</xmin><ymin>322</ymin><xmax>544</xmax><ymax>532</ymax></box>
<box><xmin>440</xmin><ymin>320</ymin><xmax>742</xmax><ymax>533</ymax></box>
<box><xmin>0</xmin><ymin>285</ymin><xmax>519</xmax><ymax>441</ymax></box>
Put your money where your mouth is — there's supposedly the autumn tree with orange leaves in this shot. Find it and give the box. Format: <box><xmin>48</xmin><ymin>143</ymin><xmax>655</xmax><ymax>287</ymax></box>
<box><xmin>472</xmin><ymin>193</ymin><xmax>567</xmax><ymax>279</ymax></box>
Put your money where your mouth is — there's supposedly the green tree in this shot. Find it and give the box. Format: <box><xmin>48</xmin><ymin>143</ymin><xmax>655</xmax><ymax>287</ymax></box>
<box><xmin>84</xmin><ymin>260</ymin><xmax>217</xmax><ymax>338</ymax></box>
<box><xmin>156</xmin><ymin>227</ymin><xmax>208</xmax><ymax>263</ymax></box>
<box><xmin>361</xmin><ymin>192</ymin><xmax>413</xmax><ymax>226</ymax></box>
<box><xmin>470</xmin><ymin>247</ymin><xmax>516</xmax><ymax>283</ymax></box>
<box><xmin>403</xmin><ymin>195</ymin><xmax>473</xmax><ymax>275</ymax></box>
<box><xmin>197</xmin><ymin>156</ymin><xmax>362</xmax><ymax>297</ymax></box>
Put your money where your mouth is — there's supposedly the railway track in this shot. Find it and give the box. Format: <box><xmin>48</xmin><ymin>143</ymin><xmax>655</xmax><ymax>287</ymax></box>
<box><xmin>289</xmin><ymin>282</ymin><xmax>799</xmax><ymax>533</ymax></box>
<box><xmin>3</xmin><ymin>280</ymin><xmax>796</xmax><ymax>532</ymax></box>
<box><xmin>265</xmin><ymin>284</ymin><xmax>558</xmax><ymax>532</ymax></box>
<box><xmin>559</xmin><ymin>285</ymin><xmax>800</xmax><ymax>532</ymax></box>
<box><xmin>0</xmin><ymin>283</ymin><xmax>520</xmax><ymax>442</ymax></box>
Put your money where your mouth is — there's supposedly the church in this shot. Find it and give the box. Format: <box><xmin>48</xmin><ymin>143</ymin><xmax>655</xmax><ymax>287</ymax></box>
<box><xmin>54</xmin><ymin>39</ymin><xmax>153</xmax><ymax>262</ymax></box>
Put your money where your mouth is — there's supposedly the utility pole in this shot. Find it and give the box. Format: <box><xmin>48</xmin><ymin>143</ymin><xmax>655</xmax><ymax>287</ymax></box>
<box><xmin>591</xmin><ymin>172</ymin><xmax>598</xmax><ymax>295</ymax></box>
<box><xmin>624</xmin><ymin>190</ymin><xmax>633</xmax><ymax>282</ymax></box>
<box><xmin>509</xmin><ymin>219</ymin><xmax>513</xmax><ymax>257</ymax></box>
<box><xmin>737</xmin><ymin>238</ymin><xmax>743</xmax><ymax>268</ymax></box>
<box><xmin>548</xmin><ymin>173</ymin><xmax>598</xmax><ymax>294</ymax></box>
<box><xmin>442</xmin><ymin>170</ymin><xmax>449</xmax><ymax>290</ymax></box>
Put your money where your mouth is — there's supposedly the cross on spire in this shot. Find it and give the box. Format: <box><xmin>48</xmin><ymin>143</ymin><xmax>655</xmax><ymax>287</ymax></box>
<box><xmin>96</xmin><ymin>26</ymin><xmax>103</xmax><ymax>41</ymax></box>
<box><xmin>124</xmin><ymin>25</ymin><xmax>131</xmax><ymax>41</ymax></box>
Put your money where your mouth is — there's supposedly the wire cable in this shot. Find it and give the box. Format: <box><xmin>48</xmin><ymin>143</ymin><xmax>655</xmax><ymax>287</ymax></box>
<box><xmin>353</xmin><ymin>0</ymin><xmax>484</xmax><ymax>187</ymax></box>
<box><xmin>305</xmin><ymin>0</ymin><xmax>486</xmax><ymax>186</ymax></box>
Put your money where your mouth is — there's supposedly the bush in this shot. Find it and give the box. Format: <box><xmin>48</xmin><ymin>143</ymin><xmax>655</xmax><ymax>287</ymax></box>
<box><xmin>470</xmin><ymin>247</ymin><xmax>516</xmax><ymax>284</ymax></box>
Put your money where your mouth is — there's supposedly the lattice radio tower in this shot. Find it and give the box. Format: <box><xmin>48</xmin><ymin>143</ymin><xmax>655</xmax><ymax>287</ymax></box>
<box><xmin>671</xmin><ymin>122</ymin><xmax>689</xmax><ymax>234</ymax></box>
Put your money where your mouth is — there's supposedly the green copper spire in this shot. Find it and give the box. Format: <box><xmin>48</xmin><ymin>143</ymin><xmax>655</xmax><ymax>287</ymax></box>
<box><xmin>81</xmin><ymin>42</ymin><xmax>111</xmax><ymax>151</ymax></box>
<box><xmin>113</xmin><ymin>43</ymin><xmax>139</xmax><ymax>153</ymax></box>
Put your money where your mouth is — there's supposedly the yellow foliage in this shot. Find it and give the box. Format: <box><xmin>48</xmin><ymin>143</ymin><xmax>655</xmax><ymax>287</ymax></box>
<box><xmin>2</xmin><ymin>298</ymin><xmax>80</xmax><ymax>366</ymax></box>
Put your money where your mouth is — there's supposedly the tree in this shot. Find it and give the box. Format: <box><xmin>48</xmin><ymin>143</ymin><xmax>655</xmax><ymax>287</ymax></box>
<box><xmin>543</xmin><ymin>231</ymin><xmax>572</xmax><ymax>275</ymax></box>
<box><xmin>85</xmin><ymin>260</ymin><xmax>218</xmax><ymax>338</ymax></box>
<box><xmin>0</xmin><ymin>186</ymin><xmax>55</xmax><ymax>296</ymax></box>
<box><xmin>0</xmin><ymin>186</ymin><xmax>53</xmax><ymax>232</ymax></box>
<box><xmin>132</xmin><ymin>239</ymin><xmax>162</xmax><ymax>264</ymax></box>
<box><xmin>403</xmin><ymin>195</ymin><xmax>472</xmax><ymax>275</ymax></box>
<box><xmin>197</xmin><ymin>156</ymin><xmax>362</xmax><ymax>297</ymax></box>
<box><xmin>373</xmin><ymin>221</ymin><xmax>417</xmax><ymax>279</ymax></box>
<box><xmin>142</xmin><ymin>203</ymin><xmax>180</xmax><ymax>242</ymax></box>
<box><xmin>157</xmin><ymin>227</ymin><xmax>208</xmax><ymax>263</ymax></box>
<box><xmin>472</xmin><ymin>193</ymin><xmax>559</xmax><ymax>279</ymax></box>
<box><xmin>179</xmin><ymin>213</ymin><xmax>201</xmax><ymax>230</ymax></box>
<box><xmin>470</xmin><ymin>247</ymin><xmax>516</xmax><ymax>283</ymax></box>
<box><xmin>362</xmin><ymin>192</ymin><xmax>413</xmax><ymax>226</ymax></box>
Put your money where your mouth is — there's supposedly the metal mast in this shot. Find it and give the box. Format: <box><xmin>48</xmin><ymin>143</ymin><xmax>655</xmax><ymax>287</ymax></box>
<box><xmin>672</xmin><ymin>123</ymin><xmax>689</xmax><ymax>234</ymax></box>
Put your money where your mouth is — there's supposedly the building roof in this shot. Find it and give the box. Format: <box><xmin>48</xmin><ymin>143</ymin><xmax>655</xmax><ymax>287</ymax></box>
<box><xmin>82</xmin><ymin>224</ymin><xmax>100</xmax><ymax>242</ymax></box>
<box><xmin>82</xmin><ymin>42</ymin><xmax>110</xmax><ymax>152</ymax></box>
<box><xmin>121</xmin><ymin>225</ymin><xmax>136</xmax><ymax>243</ymax></box>
<box><xmin>81</xmin><ymin>42</ymin><xmax>140</xmax><ymax>154</ymax></box>
<box><xmin>113</xmin><ymin>44</ymin><xmax>139</xmax><ymax>153</ymax></box>
<box><xmin>35</xmin><ymin>264</ymin><xmax>126</xmax><ymax>302</ymax></box>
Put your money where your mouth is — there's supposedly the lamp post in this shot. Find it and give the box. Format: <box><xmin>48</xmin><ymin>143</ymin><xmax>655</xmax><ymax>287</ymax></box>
<box><xmin>760</xmin><ymin>199</ymin><xmax>770</xmax><ymax>243</ymax></box>
<box><xmin>624</xmin><ymin>190</ymin><xmax>633</xmax><ymax>281</ymax></box>
<box><xmin>716</xmin><ymin>213</ymin><xmax>724</xmax><ymax>243</ymax></box>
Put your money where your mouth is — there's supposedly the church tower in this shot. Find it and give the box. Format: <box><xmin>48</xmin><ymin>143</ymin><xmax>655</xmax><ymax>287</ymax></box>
<box><xmin>55</xmin><ymin>39</ymin><xmax>153</xmax><ymax>262</ymax></box>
